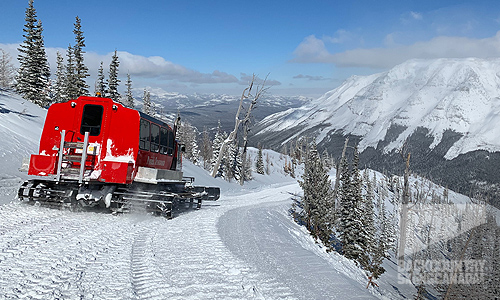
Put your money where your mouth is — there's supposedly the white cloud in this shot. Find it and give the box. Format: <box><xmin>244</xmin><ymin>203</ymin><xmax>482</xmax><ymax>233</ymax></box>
<box><xmin>410</xmin><ymin>11</ymin><xmax>423</xmax><ymax>20</ymax></box>
<box><xmin>323</xmin><ymin>29</ymin><xmax>353</xmax><ymax>44</ymax></box>
<box><xmin>239</xmin><ymin>73</ymin><xmax>281</xmax><ymax>86</ymax></box>
<box><xmin>290</xmin><ymin>35</ymin><xmax>334</xmax><ymax>64</ymax></box>
<box><xmin>291</xmin><ymin>31</ymin><xmax>500</xmax><ymax>69</ymax></box>
<box><xmin>0</xmin><ymin>43</ymin><xmax>238</xmax><ymax>84</ymax></box>
<box><xmin>293</xmin><ymin>74</ymin><xmax>328</xmax><ymax>81</ymax></box>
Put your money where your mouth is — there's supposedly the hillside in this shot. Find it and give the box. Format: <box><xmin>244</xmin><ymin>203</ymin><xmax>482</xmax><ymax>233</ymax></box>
<box><xmin>251</xmin><ymin>58</ymin><xmax>500</xmax><ymax>206</ymax></box>
<box><xmin>0</xmin><ymin>89</ymin><xmax>46</xmax><ymax>204</ymax></box>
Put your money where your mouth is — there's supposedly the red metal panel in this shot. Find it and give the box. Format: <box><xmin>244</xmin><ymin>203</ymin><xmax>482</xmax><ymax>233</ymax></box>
<box><xmin>136</xmin><ymin>150</ymin><xmax>174</xmax><ymax>170</ymax></box>
<box><xmin>100</xmin><ymin>100</ymin><xmax>140</xmax><ymax>184</ymax></box>
<box><xmin>28</xmin><ymin>154</ymin><xmax>56</xmax><ymax>175</ymax></box>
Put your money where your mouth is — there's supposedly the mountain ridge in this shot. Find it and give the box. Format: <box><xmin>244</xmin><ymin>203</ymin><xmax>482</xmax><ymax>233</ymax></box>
<box><xmin>251</xmin><ymin>58</ymin><xmax>500</xmax><ymax>205</ymax></box>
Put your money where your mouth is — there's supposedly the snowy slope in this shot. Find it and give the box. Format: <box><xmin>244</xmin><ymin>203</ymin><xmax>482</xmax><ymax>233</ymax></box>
<box><xmin>0</xmin><ymin>90</ymin><xmax>46</xmax><ymax>204</ymax></box>
<box><xmin>255</xmin><ymin>58</ymin><xmax>500</xmax><ymax>159</ymax></box>
<box><xmin>0</xmin><ymin>91</ymin><xmax>395</xmax><ymax>299</ymax></box>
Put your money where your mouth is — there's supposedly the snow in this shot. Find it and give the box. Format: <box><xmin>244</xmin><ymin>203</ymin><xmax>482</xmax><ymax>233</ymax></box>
<box><xmin>256</xmin><ymin>58</ymin><xmax>500</xmax><ymax>159</ymax></box>
<box><xmin>0</xmin><ymin>90</ymin><xmax>46</xmax><ymax>205</ymax></box>
<box><xmin>1</xmin><ymin>89</ymin><xmax>498</xmax><ymax>299</ymax></box>
<box><xmin>0</xmin><ymin>91</ymin><xmax>406</xmax><ymax>299</ymax></box>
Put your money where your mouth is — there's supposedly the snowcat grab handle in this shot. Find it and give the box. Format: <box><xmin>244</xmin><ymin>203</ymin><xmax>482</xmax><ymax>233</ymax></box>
<box><xmin>78</xmin><ymin>132</ymin><xmax>89</xmax><ymax>183</ymax></box>
<box><xmin>56</xmin><ymin>130</ymin><xmax>66</xmax><ymax>182</ymax></box>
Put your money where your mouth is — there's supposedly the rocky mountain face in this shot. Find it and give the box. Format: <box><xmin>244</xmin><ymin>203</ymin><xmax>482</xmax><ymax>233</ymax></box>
<box><xmin>250</xmin><ymin>58</ymin><xmax>500</xmax><ymax>207</ymax></box>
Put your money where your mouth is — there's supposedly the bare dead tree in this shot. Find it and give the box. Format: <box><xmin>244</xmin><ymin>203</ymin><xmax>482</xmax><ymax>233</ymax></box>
<box><xmin>211</xmin><ymin>74</ymin><xmax>269</xmax><ymax>180</ymax></box>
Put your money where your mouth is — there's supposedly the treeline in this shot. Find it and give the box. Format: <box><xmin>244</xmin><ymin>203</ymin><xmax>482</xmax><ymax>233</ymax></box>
<box><xmin>2</xmin><ymin>0</ymin><xmax>140</xmax><ymax>109</ymax></box>
<box><xmin>177</xmin><ymin>120</ymin><xmax>265</xmax><ymax>184</ymax></box>
<box><xmin>291</xmin><ymin>141</ymin><xmax>396</xmax><ymax>285</ymax></box>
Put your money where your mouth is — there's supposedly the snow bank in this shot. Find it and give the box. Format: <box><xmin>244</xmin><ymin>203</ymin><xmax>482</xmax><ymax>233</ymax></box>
<box><xmin>0</xmin><ymin>90</ymin><xmax>46</xmax><ymax>204</ymax></box>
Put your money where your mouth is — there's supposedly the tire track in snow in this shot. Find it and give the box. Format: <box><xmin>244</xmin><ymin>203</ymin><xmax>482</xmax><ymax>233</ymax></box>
<box><xmin>218</xmin><ymin>199</ymin><xmax>377</xmax><ymax>299</ymax></box>
<box><xmin>0</xmin><ymin>204</ymin><xmax>140</xmax><ymax>299</ymax></box>
<box><xmin>0</xmin><ymin>182</ymin><xmax>304</xmax><ymax>299</ymax></box>
<box><xmin>130</xmin><ymin>226</ymin><xmax>168</xmax><ymax>300</ymax></box>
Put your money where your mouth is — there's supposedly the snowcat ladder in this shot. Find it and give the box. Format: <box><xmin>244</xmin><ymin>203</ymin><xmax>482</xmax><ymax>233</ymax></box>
<box><xmin>56</xmin><ymin>130</ymin><xmax>91</xmax><ymax>183</ymax></box>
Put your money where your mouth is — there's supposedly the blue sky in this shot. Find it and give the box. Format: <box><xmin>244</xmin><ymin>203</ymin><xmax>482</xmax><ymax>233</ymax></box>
<box><xmin>1</xmin><ymin>0</ymin><xmax>500</xmax><ymax>97</ymax></box>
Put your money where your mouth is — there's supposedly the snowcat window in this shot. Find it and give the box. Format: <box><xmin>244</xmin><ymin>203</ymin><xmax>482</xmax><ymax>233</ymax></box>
<box><xmin>139</xmin><ymin>119</ymin><xmax>150</xmax><ymax>151</ymax></box>
<box><xmin>151</xmin><ymin>124</ymin><xmax>160</xmax><ymax>153</ymax></box>
<box><xmin>167</xmin><ymin>130</ymin><xmax>174</xmax><ymax>155</ymax></box>
<box><xmin>80</xmin><ymin>105</ymin><xmax>103</xmax><ymax>136</ymax></box>
<box><xmin>160</xmin><ymin>127</ymin><xmax>169</xmax><ymax>155</ymax></box>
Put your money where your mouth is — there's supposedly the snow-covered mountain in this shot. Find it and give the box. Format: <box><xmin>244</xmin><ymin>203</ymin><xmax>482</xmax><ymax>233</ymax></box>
<box><xmin>251</xmin><ymin>58</ymin><xmax>500</xmax><ymax>205</ymax></box>
<box><xmin>255</xmin><ymin>58</ymin><xmax>500</xmax><ymax>159</ymax></box>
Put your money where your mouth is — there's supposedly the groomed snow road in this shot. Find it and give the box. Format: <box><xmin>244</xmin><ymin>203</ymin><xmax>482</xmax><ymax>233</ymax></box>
<box><xmin>0</xmin><ymin>182</ymin><xmax>376</xmax><ymax>299</ymax></box>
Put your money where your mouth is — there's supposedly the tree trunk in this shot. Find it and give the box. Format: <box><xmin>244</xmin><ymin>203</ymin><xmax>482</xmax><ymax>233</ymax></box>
<box><xmin>211</xmin><ymin>74</ymin><xmax>268</xmax><ymax>179</ymax></box>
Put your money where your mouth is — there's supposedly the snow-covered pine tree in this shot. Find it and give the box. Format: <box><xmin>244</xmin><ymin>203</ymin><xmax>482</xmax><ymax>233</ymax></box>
<box><xmin>265</xmin><ymin>153</ymin><xmax>271</xmax><ymax>175</ymax></box>
<box><xmin>378</xmin><ymin>199</ymin><xmax>393</xmax><ymax>258</ymax></box>
<box><xmin>52</xmin><ymin>51</ymin><xmax>66</xmax><ymax>103</ymax></box>
<box><xmin>200</xmin><ymin>127</ymin><xmax>212</xmax><ymax>170</ymax></box>
<box><xmin>352</xmin><ymin>146</ymin><xmax>373</xmax><ymax>269</ymax></box>
<box><xmin>124</xmin><ymin>73</ymin><xmax>134</xmax><ymax>108</ymax></box>
<box><xmin>242</xmin><ymin>152</ymin><xmax>253</xmax><ymax>182</ymax></box>
<box><xmin>322</xmin><ymin>148</ymin><xmax>332</xmax><ymax>170</ymax></box>
<box><xmin>94</xmin><ymin>61</ymin><xmax>106</xmax><ymax>96</ymax></box>
<box><xmin>0</xmin><ymin>49</ymin><xmax>15</xmax><ymax>88</ymax></box>
<box><xmin>227</xmin><ymin>140</ymin><xmax>242</xmax><ymax>182</ymax></box>
<box><xmin>338</xmin><ymin>148</ymin><xmax>365</xmax><ymax>262</ymax></box>
<box><xmin>107</xmin><ymin>50</ymin><xmax>120</xmax><ymax>102</ymax></box>
<box><xmin>298</xmin><ymin>142</ymin><xmax>335</xmax><ymax>248</ymax></box>
<box><xmin>178</xmin><ymin>121</ymin><xmax>200</xmax><ymax>164</ymax></box>
<box><xmin>64</xmin><ymin>44</ymin><xmax>78</xmax><ymax>100</ymax></box>
<box><xmin>72</xmin><ymin>16</ymin><xmax>89</xmax><ymax>96</ymax></box>
<box><xmin>211</xmin><ymin>121</ymin><xmax>227</xmax><ymax>178</ymax></box>
<box><xmin>142</xmin><ymin>88</ymin><xmax>151</xmax><ymax>114</ymax></box>
<box><xmin>256</xmin><ymin>143</ymin><xmax>265</xmax><ymax>175</ymax></box>
<box><xmin>16</xmin><ymin>1</ymin><xmax>51</xmax><ymax>107</ymax></box>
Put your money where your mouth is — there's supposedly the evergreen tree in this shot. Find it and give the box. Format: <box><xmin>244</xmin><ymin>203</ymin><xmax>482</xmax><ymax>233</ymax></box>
<box><xmin>200</xmin><ymin>127</ymin><xmax>212</xmax><ymax>170</ymax></box>
<box><xmin>256</xmin><ymin>143</ymin><xmax>265</xmax><ymax>175</ymax></box>
<box><xmin>322</xmin><ymin>148</ymin><xmax>332</xmax><ymax>170</ymax></box>
<box><xmin>64</xmin><ymin>44</ymin><xmax>78</xmax><ymax>100</ymax></box>
<box><xmin>265</xmin><ymin>153</ymin><xmax>271</xmax><ymax>175</ymax></box>
<box><xmin>72</xmin><ymin>16</ymin><xmax>89</xmax><ymax>96</ymax></box>
<box><xmin>94</xmin><ymin>61</ymin><xmax>105</xmax><ymax>96</ymax></box>
<box><xmin>211</xmin><ymin>121</ymin><xmax>227</xmax><ymax>178</ymax></box>
<box><xmin>298</xmin><ymin>142</ymin><xmax>335</xmax><ymax>248</ymax></box>
<box><xmin>0</xmin><ymin>49</ymin><xmax>15</xmax><ymax>88</ymax></box>
<box><xmin>142</xmin><ymin>88</ymin><xmax>151</xmax><ymax>114</ymax></box>
<box><xmin>227</xmin><ymin>140</ymin><xmax>242</xmax><ymax>182</ymax></box>
<box><xmin>107</xmin><ymin>50</ymin><xmax>120</xmax><ymax>101</ymax></box>
<box><xmin>124</xmin><ymin>72</ymin><xmax>134</xmax><ymax>108</ymax></box>
<box><xmin>378</xmin><ymin>199</ymin><xmax>393</xmax><ymax>258</ymax></box>
<box><xmin>52</xmin><ymin>51</ymin><xmax>66</xmax><ymax>103</ymax></box>
<box><xmin>242</xmin><ymin>152</ymin><xmax>253</xmax><ymax>181</ymax></box>
<box><xmin>338</xmin><ymin>149</ymin><xmax>365</xmax><ymax>261</ymax></box>
<box><xmin>178</xmin><ymin>121</ymin><xmax>199</xmax><ymax>164</ymax></box>
<box><xmin>351</xmin><ymin>146</ymin><xmax>372</xmax><ymax>267</ymax></box>
<box><xmin>16</xmin><ymin>0</ymin><xmax>51</xmax><ymax>107</ymax></box>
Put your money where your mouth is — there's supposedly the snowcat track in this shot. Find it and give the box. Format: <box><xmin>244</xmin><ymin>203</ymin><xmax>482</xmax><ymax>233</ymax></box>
<box><xmin>18</xmin><ymin>179</ymin><xmax>220</xmax><ymax>219</ymax></box>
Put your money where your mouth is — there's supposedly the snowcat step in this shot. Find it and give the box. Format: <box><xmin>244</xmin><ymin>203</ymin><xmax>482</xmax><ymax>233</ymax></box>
<box><xmin>64</xmin><ymin>154</ymin><xmax>84</xmax><ymax>162</ymax></box>
<box><xmin>64</xmin><ymin>142</ymin><xmax>84</xmax><ymax>149</ymax></box>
